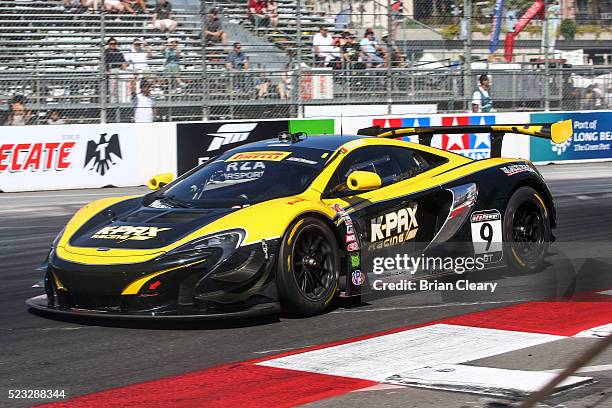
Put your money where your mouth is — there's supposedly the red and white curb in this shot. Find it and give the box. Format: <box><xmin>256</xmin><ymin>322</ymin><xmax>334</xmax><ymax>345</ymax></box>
<box><xmin>40</xmin><ymin>295</ymin><xmax>612</xmax><ymax>408</ymax></box>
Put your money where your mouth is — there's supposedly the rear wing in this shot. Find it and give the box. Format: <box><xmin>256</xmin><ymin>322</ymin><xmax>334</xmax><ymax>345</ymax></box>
<box><xmin>357</xmin><ymin>120</ymin><xmax>573</xmax><ymax>158</ymax></box>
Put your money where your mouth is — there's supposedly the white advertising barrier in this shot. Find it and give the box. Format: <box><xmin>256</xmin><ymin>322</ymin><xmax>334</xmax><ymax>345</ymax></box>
<box><xmin>305</xmin><ymin>104</ymin><xmax>438</xmax><ymax>120</ymax></box>
<box><xmin>336</xmin><ymin>111</ymin><xmax>531</xmax><ymax>160</ymax></box>
<box><xmin>0</xmin><ymin>123</ymin><xmax>176</xmax><ymax>192</ymax></box>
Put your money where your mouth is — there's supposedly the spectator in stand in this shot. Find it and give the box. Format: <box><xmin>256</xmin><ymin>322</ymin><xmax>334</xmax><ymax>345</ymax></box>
<box><xmin>379</xmin><ymin>32</ymin><xmax>402</xmax><ymax>67</ymax></box>
<box><xmin>131</xmin><ymin>78</ymin><xmax>155</xmax><ymax>122</ymax></box>
<box><xmin>340</xmin><ymin>31</ymin><xmax>360</xmax><ymax>69</ymax></box>
<box><xmin>104</xmin><ymin>38</ymin><xmax>128</xmax><ymax>102</ymax></box>
<box><xmin>360</xmin><ymin>30</ymin><xmax>383</xmax><ymax>67</ymax></box>
<box><xmin>267</xmin><ymin>0</ymin><xmax>279</xmax><ymax>29</ymax></box>
<box><xmin>163</xmin><ymin>38</ymin><xmax>185</xmax><ymax>88</ymax></box>
<box><xmin>81</xmin><ymin>0</ymin><xmax>99</xmax><ymax>13</ymax></box>
<box><xmin>4</xmin><ymin>95</ymin><xmax>32</xmax><ymax>126</ymax></box>
<box><xmin>126</xmin><ymin>38</ymin><xmax>152</xmax><ymax>73</ymax></box>
<box><xmin>225</xmin><ymin>42</ymin><xmax>249</xmax><ymax>71</ymax></box>
<box><xmin>204</xmin><ymin>8</ymin><xmax>227</xmax><ymax>47</ymax></box>
<box><xmin>472</xmin><ymin>74</ymin><xmax>493</xmax><ymax>113</ymax></box>
<box><xmin>104</xmin><ymin>0</ymin><xmax>135</xmax><ymax>20</ymax></box>
<box><xmin>104</xmin><ymin>37</ymin><xmax>127</xmax><ymax>71</ymax></box>
<box><xmin>47</xmin><ymin>110</ymin><xmax>66</xmax><ymax>125</ymax></box>
<box><xmin>592</xmin><ymin>83</ymin><xmax>604</xmax><ymax>107</ymax></box>
<box><xmin>248</xmin><ymin>0</ymin><xmax>270</xmax><ymax>28</ymax></box>
<box><xmin>152</xmin><ymin>0</ymin><xmax>177</xmax><ymax>33</ymax></box>
<box><xmin>312</xmin><ymin>26</ymin><xmax>333</xmax><ymax>67</ymax></box>
<box><xmin>329</xmin><ymin>34</ymin><xmax>342</xmax><ymax>69</ymax></box>
<box><xmin>125</xmin><ymin>0</ymin><xmax>147</xmax><ymax>13</ymax></box>
<box><xmin>255</xmin><ymin>72</ymin><xmax>270</xmax><ymax>99</ymax></box>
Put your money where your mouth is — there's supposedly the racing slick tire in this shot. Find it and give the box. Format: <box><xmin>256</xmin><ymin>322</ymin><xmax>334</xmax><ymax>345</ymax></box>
<box><xmin>277</xmin><ymin>217</ymin><xmax>340</xmax><ymax>316</ymax></box>
<box><xmin>503</xmin><ymin>186</ymin><xmax>552</xmax><ymax>272</ymax></box>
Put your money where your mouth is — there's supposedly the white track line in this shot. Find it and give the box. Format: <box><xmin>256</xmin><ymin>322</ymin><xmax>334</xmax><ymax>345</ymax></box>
<box><xmin>259</xmin><ymin>324</ymin><xmax>563</xmax><ymax>382</ymax></box>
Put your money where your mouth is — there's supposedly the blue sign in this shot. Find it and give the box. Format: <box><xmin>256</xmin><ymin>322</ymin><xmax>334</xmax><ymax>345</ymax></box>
<box><xmin>530</xmin><ymin>112</ymin><xmax>612</xmax><ymax>162</ymax></box>
<box><xmin>490</xmin><ymin>0</ymin><xmax>505</xmax><ymax>53</ymax></box>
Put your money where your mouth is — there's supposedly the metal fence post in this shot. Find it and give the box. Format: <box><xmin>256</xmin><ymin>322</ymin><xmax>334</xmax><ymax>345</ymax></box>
<box><xmin>463</xmin><ymin>0</ymin><xmax>472</xmax><ymax>112</ymax></box>
<box><xmin>201</xmin><ymin>0</ymin><xmax>209</xmax><ymax>121</ymax></box>
<box><xmin>543</xmin><ymin>0</ymin><xmax>550</xmax><ymax>111</ymax></box>
<box><xmin>100</xmin><ymin>9</ymin><xmax>107</xmax><ymax>124</ymax></box>
<box><xmin>386</xmin><ymin>0</ymin><xmax>392</xmax><ymax>115</ymax></box>
<box><xmin>296</xmin><ymin>0</ymin><xmax>303</xmax><ymax>118</ymax></box>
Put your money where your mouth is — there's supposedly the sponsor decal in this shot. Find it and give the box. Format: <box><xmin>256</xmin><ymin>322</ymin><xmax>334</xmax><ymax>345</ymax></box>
<box><xmin>286</xmin><ymin>198</ymin><xmax>306</xmax><ymax>205</ymax></box>
<box><xmin>91</xmin><ymin>226</ymin><xmax>171</xmax><ymax>242</ymax></box>
<box><xmin>332</xmin><ymin>203</ymin><xmax>354</xmax><ymax>226</ymax></box>
<box><xmin>176</xmin><ymin>120</ymin><xmax>289</xmax><ymax>175</ymax></box>
<box><xmin>370</xmin><ymin>203</ymin><xmax>419</xmax><ymax>248</ymax></box>
<box><xmin>350</xmin><ymin>254</ymin><xmax>360</xmax><ymax>268</ymax></box>
<box><xmin>439</xmin><ymin>115</ymin><xmax>495</xmax><ymax>159</ymax></box>
<box><xmin>286</xmin><ymin>157</ymin><xmax>318</xmax><ymax>165</ymax></box>
<box><xmin>226</xmin><ymin>151</ymin><xmax>291</xmax><ymax>162</ymax></box>
<box><xmin>351</xmin><ymin>270</ymin><xmax>364</xmax><ymax>286</ymax></box>
<box><xmin>346</xmin><ymin>224</ymin><xmax>354</xmax><ymax>234</ymax></box>
<box><xmin>339</xmin><ymin>139</ymin><xmax>366</xmax><ymax>154</ymax></box>
<box><xmin>207</xmin><ymin>123</ymin><xmax>258</xmax><ymax>152</ymax></box>
<box><xmin>0</xmin><ymin>141</ymin><xmax>75</xmax><ymax>172</ymax></box>
<box><xmin>471</xmin><ymin>211</ymin><xmax>501</xmax><ymax>222</ymax></box>
<box><xmin>500</xmin><ymin>164</ymin><xmax>531</xmax><ymax>176</ymax></box>
<box><xmin>470</xmin><ymin>209</ymin><xmax>503</xmax><ymax>260</ymax></box>
<box><xmin>530</xmin><ymin>112</ymin><xmax>612</xmax><ymax>162</ymax></box>
<box><xmin>345</xmin><ymin>234</ymin><xmax>356</xmax><ymax>243</ymax></box>
<box><xmin>224</xmin><ymin>161</ymin><xmax>266</xmax><ymax>180</ymax></box>
<box><xmin>84</xmin><ymin>133</ymin><xmax>122</xmax><ymax>176</ymax></box>
<box><xmin>347</xmin><ymin>242</ymin><xmax>360</xmax><ymax>252</ymax></box>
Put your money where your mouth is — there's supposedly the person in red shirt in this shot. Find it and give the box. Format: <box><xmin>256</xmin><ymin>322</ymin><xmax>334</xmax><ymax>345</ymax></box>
<box><xmin>248</xmin><ymin>0</ymin><xmax>270</xmax><ymax>28</ymax></box>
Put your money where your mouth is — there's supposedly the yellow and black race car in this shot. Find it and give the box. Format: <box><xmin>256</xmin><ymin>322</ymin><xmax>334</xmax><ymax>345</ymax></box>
<box><xmin>27</xmin><ymin>120</ymin><xmax>573</xmax><ymax>319</ymax></box>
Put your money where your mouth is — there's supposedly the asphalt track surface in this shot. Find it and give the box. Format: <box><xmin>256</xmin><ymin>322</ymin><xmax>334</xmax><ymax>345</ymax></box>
<box><xmin>1</xmin><ymin>163</ymin><xmax>611</xmax><ymax>408</ymax></box>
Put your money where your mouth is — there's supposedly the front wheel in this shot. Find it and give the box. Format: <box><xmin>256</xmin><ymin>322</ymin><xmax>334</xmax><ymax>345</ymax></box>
<box><xmin>503</xmin><ymin>186</ymin><xmax>552</xmax><ymax>272</ymax></box>
<box><xmin>276</xmin><ymin>218</ymin><xmax>340</xmax><ymax>316</ymax></box>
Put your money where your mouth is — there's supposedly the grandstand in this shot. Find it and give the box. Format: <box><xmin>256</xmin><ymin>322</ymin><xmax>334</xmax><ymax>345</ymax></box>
<box><xmin>1</xmin><ymin>0</ymin><xmax>610</xmax><ymax>124</ymax></box>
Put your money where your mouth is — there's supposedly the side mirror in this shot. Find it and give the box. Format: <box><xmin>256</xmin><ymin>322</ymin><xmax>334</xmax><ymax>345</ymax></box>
<box><xmin>148</xmin><ymin>173</ymin><xmax>174</xmax><ymax>190</ymax></box>
<box><xmin>347</xmin><ymin>171</ymin><xmax>382</xmax><ymax>191</ymax></box>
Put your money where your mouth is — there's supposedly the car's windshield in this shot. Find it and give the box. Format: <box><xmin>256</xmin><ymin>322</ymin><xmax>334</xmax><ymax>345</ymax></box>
<box><xmin>158</xmin><ymin>147</ymin><xmax>331</xmax><ymax>207</ymax></box>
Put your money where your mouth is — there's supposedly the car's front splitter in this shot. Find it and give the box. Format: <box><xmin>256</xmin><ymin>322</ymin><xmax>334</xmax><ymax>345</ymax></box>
<box><xmin>26</xmin><ymin>294</ymin><xmax>281</xmax><ymax>320</ymax></box>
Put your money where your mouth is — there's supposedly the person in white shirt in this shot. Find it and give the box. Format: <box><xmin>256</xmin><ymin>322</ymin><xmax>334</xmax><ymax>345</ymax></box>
<box><xmin>131</xmin><ymin>78</ymin><xmax>155</xmax><ymax>122</ymax></box>
<box><xmin>472</xmin><ymin>74</ymin><xmax>493</xmax><ymax>113</ymax></box>
<box><xmin>126</xmin><ymin>38</ymin><xmax>152</xmax><ymax>73</ymax></box>
<box><xmin>312</xmin><ymin>26</ymin><xmax>333</xmax><ymax>67</ymax></box>
<box><xmin>360</xmin><ymin>30</ymin><xmax>383</xmax><ymax>67</ymax></box>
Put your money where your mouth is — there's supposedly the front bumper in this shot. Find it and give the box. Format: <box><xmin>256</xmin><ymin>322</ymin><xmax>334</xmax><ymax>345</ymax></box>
<box><xmin>26</xmin><ymin>294</ymin><xmax>280</xmax><ymax>320</ymax></box>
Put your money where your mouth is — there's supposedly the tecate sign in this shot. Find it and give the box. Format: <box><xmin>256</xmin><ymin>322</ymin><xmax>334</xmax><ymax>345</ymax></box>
<box><xmin>0</xmin><ymin>124</ymin><xmax>140</xmax><ymax>192</ymax></box>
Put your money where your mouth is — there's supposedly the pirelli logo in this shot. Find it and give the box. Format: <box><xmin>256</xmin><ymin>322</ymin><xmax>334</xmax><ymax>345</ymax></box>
<box><xmin>91</xmin><ymin>226</ymin><xmax>171</xmax><ymax>241</ymax></box>
<box><xmin>226</xmin><ymin>151</ymin><xmax>291</xmax><ymax>162</ymax></box>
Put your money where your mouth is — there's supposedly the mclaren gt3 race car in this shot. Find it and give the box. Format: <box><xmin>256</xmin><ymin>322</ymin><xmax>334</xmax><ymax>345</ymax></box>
<box><xmin>27</xmin><ymin>120</ymin><xmax>573</xmax><ymax>319</ymax></box>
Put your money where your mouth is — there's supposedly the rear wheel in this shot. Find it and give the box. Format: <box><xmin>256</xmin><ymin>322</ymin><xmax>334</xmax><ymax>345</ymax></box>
<box><xmin>276</xmin><ymin>218</ymin><xmax>340</xmax><ymax>315</ymax></box>
<box><xmin>503</xmin><ymin>186</ymin><xmax>551</xmax><ymax>272</ymax></box>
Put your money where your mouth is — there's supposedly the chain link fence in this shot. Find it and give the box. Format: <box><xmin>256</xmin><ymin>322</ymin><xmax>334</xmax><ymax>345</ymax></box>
<box><xmin>0</xmin><ymin>0</ymin><xmax>611</xmax><ymax>125</ymax></box>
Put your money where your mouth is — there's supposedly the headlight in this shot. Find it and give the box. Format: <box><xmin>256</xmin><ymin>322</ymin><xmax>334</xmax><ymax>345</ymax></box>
<box><xmin>163</xmin><ymin>230</ymin><xmax>245</xmax><ymax>261</ymax></box>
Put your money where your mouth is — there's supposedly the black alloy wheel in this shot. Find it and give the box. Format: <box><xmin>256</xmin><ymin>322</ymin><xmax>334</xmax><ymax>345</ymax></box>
<box><xmin>276</xmin><ymin>218</ymin><xmax>340</xmax><ymax>315</ymax></box>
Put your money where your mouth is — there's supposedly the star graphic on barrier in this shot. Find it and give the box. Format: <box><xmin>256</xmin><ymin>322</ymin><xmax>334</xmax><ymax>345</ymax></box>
<box><xmin>446</xmin><ymin>134</ymin><xmax>465</xmax><ymax>150</ymax></box>
<box><xmin>473</xmin><ymin>133</ymin><xmax>491</xmax><ymax>149</ymax></box>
